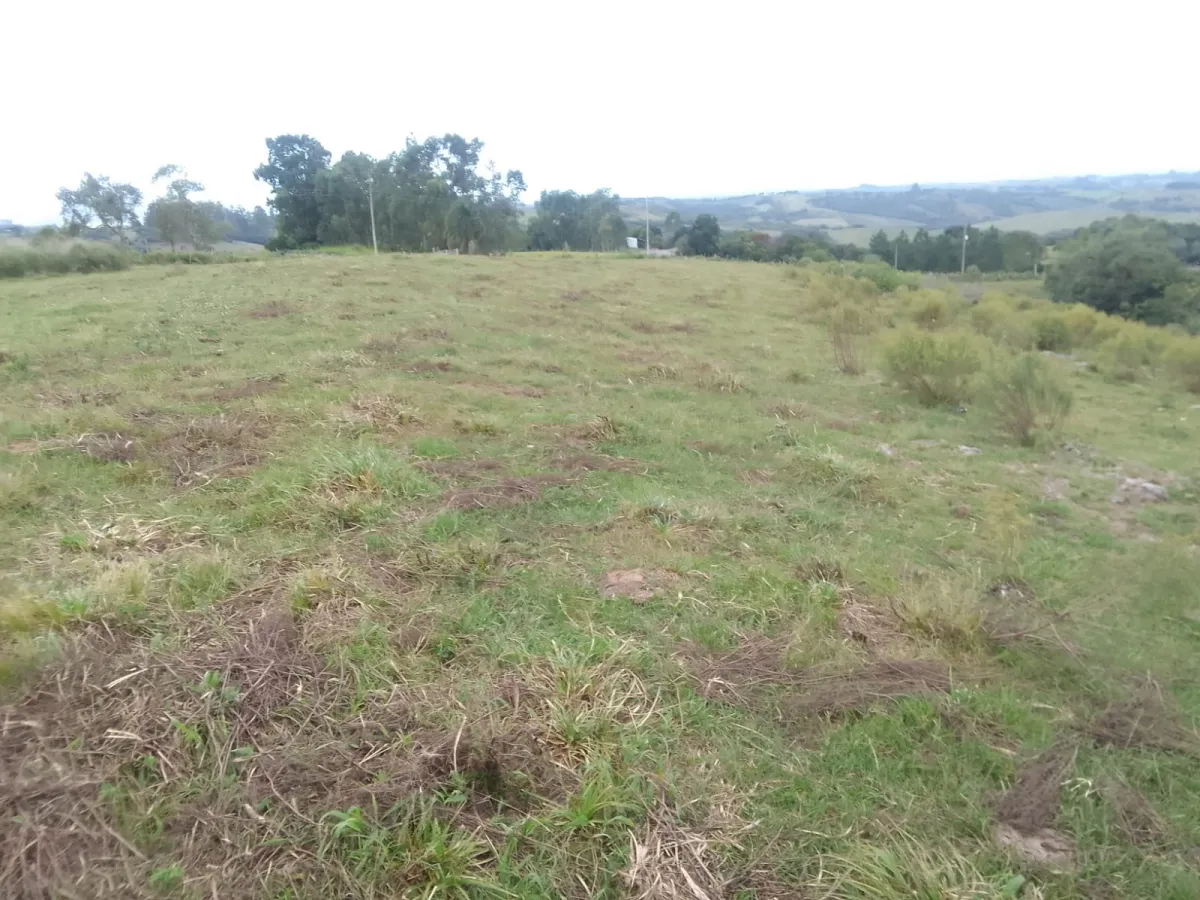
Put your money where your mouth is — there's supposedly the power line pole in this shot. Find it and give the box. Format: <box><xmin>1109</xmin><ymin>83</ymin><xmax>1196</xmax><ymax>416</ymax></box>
<box><xmin>366</xmin><ymin>175</ymin><xmax>378</xmax><ymax>255</ymax></box>
<box><xmin>893</xmin><ymin>241</ymin><xmax>898</xmax><ymax>269</ymax></box>
<box><xmin>960</xmin><ymin>223</ymin><xmax>968</xmax><ymax>274</ymax></box>
<box><xmin>645</xmin><ymin>195</ymin><xmax>650</xmax><ymax>255</ymax></box>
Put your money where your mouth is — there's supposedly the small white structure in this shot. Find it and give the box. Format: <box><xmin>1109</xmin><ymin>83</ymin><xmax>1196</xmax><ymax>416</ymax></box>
<box><xmin>625</xmin><ymin>236</ymin><xmax>639</xmax><ymax>250</ymax></box>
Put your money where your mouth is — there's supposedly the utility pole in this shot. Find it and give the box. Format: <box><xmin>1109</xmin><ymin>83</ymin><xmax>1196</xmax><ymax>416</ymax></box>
<box><xmin>645</xmin><ymin>195</ymin><xmax>650</xmax><ymax>255</ymax></box>
<box><xmin>366</xmin><ymin>175</ymin><xmax>378</xmax><ymax>255</ymax></box>
<box><xmin>960</xmin><ymin>223</ymin><xmax>968</xmax><ymax>274</ymax></box>
<box><xmin>893</xmin><ymin>241</ymin><xmax>898</xmax><ymax>269</ymax></box>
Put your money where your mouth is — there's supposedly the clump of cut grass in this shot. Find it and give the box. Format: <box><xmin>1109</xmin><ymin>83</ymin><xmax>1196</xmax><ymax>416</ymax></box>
<box><xmin>789</xmin><ymin>442</ymin><xmax>891</xmax><ymax>504</ymax></box>
<box><xmin>697</xmin><ymin>368</ymin><xmax>749</xmax><ymax>393</ymax></box>
<box><xmin>336</xmin><ymin>394</ymin><xmax>423</xmax><ymax>432</ymax></box>
<box><xmin>982</xmin><ymin>353</ymin><xmax>1073</xmax><ymax>446</ymax></box>
<box><xmin>823</xmin><ymin>832</ymin><xmax>1025</xmax><ymax>900</ymax></box>
<box><xmin>883</xmin><ymin>327</ymin><xmax>983</xmax><ymax>406</ymax></box>
<box><xmin>893</xmin><ymin>579</ymin><xmax>986</xmax><ymax>651</ymax></box>
<box><xmin>452</xmin><ymin>417</ymin><xmax>502</xmax><ymax>436</ymax></box>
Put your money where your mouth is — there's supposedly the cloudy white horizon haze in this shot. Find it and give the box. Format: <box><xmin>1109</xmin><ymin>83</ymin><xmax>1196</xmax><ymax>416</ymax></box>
<box><xmin>2</xmin><ymin>0</ymin><xmax>1196</xmax><ymax>225</ymax></box>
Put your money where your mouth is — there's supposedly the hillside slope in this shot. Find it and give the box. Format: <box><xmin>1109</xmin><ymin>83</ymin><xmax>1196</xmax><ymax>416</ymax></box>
<box><xmin>1</xmin><ymin>255</ymin><xmax>1199</xmax><ymax>898</ymax></box>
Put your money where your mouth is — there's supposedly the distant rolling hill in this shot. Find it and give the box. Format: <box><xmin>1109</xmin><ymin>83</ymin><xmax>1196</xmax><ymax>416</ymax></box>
<box><xmin>621</xmin><ymin>171</ymin><xmax>1200</xmax><ymax>246</ymax></box>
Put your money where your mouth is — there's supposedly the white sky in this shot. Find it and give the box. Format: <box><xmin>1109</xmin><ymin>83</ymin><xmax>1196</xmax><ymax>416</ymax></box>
<box><xmin>3</xmin><ymin>1</ymin><xmax>1196</xmax><ymax>224</ymax></box>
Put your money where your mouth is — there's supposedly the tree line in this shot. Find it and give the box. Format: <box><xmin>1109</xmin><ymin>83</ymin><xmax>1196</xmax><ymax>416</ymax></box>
<box><xmin>1045</xmin><ymin>215</ymin><xmax>1200</xmax><ymax>329</ymax></box>
<box><xmin>54</xmin><ymin>170</ymin><xmax>275</xmax><ymax>248</ymax></box>
<box><xmin>866</xmin><ymin>226</ymin><xmax>1044</xmax><ymax>274</ymax></box>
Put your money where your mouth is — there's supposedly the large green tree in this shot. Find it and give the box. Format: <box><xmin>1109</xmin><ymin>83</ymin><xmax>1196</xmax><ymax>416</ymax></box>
<box><xmin>1046</xmin><ymin>230</ymin><xmax>1186</xmax><ymax>315</ymax></box>
<box><xmin>56</xmin><ymin>174</ymin><xmax>142</xmax><ymax>242</ymax></box>
<box><xmin>254</xmin><ymin>135</ymin><xmax>331</xmax><ymax>248</ymax></box>
<box><xmin>526</xmin><ymin>189</ymin><xmax>625</xmax><ymax>251</ymax></box>
<box><xmin>145</xmin><ymin>165</ymin><xmax>225</xmax><ymax>250</ymax></box>
<box><xmin>681</xmin><ymin>214</ymin><xmax>721</xmax><ymax>256</ymax></box>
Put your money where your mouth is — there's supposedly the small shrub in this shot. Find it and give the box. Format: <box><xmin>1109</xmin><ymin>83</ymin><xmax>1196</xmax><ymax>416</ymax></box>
<box><xmin>827</xmin><ymin>303</ymin><xmax>874</xmax><ymax>374</ymax></box>
<box><xmin>1031</xmin><ymin>312</ymin><xmax>1072</xmax><ymax>351</ymax></box>
<box><xmin>1095</xmin><ymin>330</ymin><xmax>1156</xmax><ymax>382</ymax></box>
<box><xmin>1165</xmin><ymin>339</ymin><xmax>1200</xmax><ymax>392</ymax></box>
<box><xmin>984</xmin><ymin>353</ymin><xmax>1073</xmax><ymax>446</ymax></box>
<box><xmin>907</xmin><ymin>291</ymin><xmax>962</xmax><ymax>330</ymax></box>
<box><xmin>883</xmin><ymin>328</ymin><xmax>983</xmax><ymax>406</ymax></box>
<box><xmin>1060</xmin><ymin>303</ymin><xmax>1103</xmax><ymax>346</ymax></box>
<box><xmin>968</xmin><ymin>297</ymin><xmax>1012</xmax><ymax>337</ymax></box>
<box><xmin>847</xmin><ymin>262</ymin><xmax>920</xmax><ymax>293</ymax></box>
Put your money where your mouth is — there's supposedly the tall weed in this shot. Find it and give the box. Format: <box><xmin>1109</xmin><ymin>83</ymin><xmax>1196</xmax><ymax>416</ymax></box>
<box><xmin>983</xmin><ymin>353</ymin><xmax>1073</xmax><ymax>445</ymax></box>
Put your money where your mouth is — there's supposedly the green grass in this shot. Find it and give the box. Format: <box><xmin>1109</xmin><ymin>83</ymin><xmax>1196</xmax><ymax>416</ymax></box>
<box><xmin>2</xmin><ymin>254</ymin><xmax>1199</xmax><ymax>898</ymax></box>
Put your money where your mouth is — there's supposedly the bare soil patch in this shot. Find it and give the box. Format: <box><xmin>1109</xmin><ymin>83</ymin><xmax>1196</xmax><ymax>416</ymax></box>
<box><xmin>207</xmin><ymin>375</ymin><xmax>285</xmax><ymax>402</ymax></box>
<box><xmin>552</xmin><ymin>451</ymin><xmax>641</xmax><ymax>474</ymax></box>
<box><xmin>407</xmin><ymin>359</ymin><xmax>456</xmax><ymax>374</ymax></box>
<box><xmin>465</xmin><ymin>381</ymin><xmax>548</xmax><ymax>398</ymax></box>
<box><xmin>442</xmin><ymin>474</ymin><xmax>569</xmax><ymax>511</ymax></box>
<box><xmin>247</xmin><ymin>300</ymin><xmax>295</xmax><ymax>319</ymax></box>
<box><xmin>417</xmin><ymin>457</ymin><xmax>507</xmax><ymax>481</ymax></box>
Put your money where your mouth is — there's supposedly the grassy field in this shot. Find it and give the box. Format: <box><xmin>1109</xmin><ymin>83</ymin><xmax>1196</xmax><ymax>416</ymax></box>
<box><xmin>2</xmin><ymin>255</ymin><xmax>1199</xmax><ymax>899</ymax></box>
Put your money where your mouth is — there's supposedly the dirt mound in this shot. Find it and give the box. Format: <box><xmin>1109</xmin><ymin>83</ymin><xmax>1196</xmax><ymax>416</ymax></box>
<box><xmin>995</xmin><ymin>747</ymin><xmax>1072</xmax><ymax>833</ymax></box>
<box><xmin>992</xmin><ymin>747</ymin><xmax>1077</xmax><ymax>871</ymax></box>
<box><xmin>442</xmin><ymin>474</ymin><xmax>569</xmax><ymax>511</ymax></box>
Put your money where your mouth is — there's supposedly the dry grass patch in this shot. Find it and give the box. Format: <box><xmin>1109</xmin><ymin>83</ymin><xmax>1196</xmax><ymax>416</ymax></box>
<box><xmin>207</xmin><ymin>375</ymin><xmax>285</xmax><ymax>402</ymax></box>
<box><xmin>152</xmin><ymin>412</ymin><xmax>273</xmax><ymax>487</ymax></box>
<box><xmin>551</xmin><ymin>451</ymin><xmax>642</xmax><ymax>474</ymax></box>
<box><xmin>333</xmin><ymin>394</ymin><xmax>423</xmax><ymax>433</ymax></box>
<box><xmin>1089</xmin><ymin>678</ymin><xmax>1198</xmax><ymax>754</ymax></box>
<box><xmin>442</xmin><ymin>474</ymin><xmax>570</xmax><ymax>511</ymax></box>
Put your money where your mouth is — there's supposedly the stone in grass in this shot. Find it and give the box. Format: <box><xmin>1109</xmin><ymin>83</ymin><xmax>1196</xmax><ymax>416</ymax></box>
<box><xmin>958</xmin><ymin>445</ymin><xmax>982</xmax><ymax>456</ymax></box>
<box><xmin>1110</xmin><ymin>477</ymin><xmax>1168</xmax><ymax>505</ymax></box>
<box><xmin>600</xmin><ymin>569</ymin><xmax>676</xmax><ymax>604</ymax></box>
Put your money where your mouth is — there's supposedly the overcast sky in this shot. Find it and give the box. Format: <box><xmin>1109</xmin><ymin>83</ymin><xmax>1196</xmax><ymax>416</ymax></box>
<box><xmin>3</xmin><ymin>1</ymin><xmax>1196</xmax><ymax>224</ymax></box>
